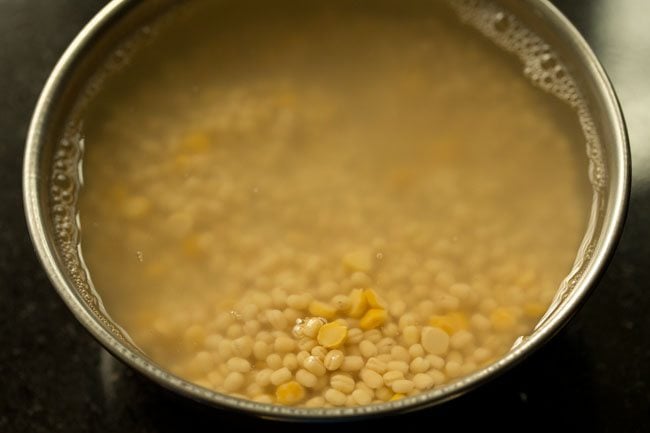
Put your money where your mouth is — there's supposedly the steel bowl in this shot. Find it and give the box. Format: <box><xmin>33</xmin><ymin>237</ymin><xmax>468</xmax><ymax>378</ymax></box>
<box><xmin>23</xmin><ymin>0</ymin><xmax>630</xmax><ymax>421</ymax></box>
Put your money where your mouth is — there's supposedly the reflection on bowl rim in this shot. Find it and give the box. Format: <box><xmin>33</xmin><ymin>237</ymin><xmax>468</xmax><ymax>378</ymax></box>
<box><xmin>23</xmin><ymin>0</ymin><xmax>629</xmax><ymax>420</ymax></box>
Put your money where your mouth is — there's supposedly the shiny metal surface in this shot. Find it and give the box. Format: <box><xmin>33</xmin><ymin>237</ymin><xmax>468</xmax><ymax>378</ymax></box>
<box><xmin>22</xmin><ymin>0</ymin><xmax>630</xmax><ymax>420</ymax></box>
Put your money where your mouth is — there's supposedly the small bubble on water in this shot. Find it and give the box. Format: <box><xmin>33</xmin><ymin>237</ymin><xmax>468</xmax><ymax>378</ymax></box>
<box><xmin>493</xmin><ymin>12</ymin><xmax>509</xmax><ymax>32</ymax></box>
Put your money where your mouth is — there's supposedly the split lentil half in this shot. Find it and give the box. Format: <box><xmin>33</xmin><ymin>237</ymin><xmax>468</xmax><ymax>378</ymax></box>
<box><xmin>72</xmin><ymin>0</ymin><xmax>590</xmax><ymax>408</ymax></box>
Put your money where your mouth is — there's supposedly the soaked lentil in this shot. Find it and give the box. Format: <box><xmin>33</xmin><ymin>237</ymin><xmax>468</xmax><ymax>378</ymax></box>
<box><xmin>72</xmin><ymin>0</ymin><xmax>590</xmax><ymax>407</ymax></box>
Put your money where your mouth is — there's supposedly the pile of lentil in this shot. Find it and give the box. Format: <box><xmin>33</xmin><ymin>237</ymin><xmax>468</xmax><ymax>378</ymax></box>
<box><xmin>74</xmin><ymin>0</ymin><xmax>590</xmax><ymax>408</ymax></box>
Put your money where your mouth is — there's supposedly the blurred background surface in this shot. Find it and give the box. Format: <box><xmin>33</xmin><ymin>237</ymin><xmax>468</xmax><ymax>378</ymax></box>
<box><xmin>0</xmin><ymin>1</ymin><xmax>648</xmax><ymax>431</ymax></box>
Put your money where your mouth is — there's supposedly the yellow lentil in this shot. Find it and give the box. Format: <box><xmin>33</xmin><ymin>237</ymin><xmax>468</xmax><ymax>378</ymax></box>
<box><xmin>317</xmin><ymin>322</ymin><xmax>348</xmax><ymax>349</ymax></box>
<box><xmin>276</xmin><ymin>381</ymin><xmax>305</xmax><ymax>405</ymax></box>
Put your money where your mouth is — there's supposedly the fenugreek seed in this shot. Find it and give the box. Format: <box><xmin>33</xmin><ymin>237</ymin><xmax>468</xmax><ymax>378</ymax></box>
<box><xmin>253</xmin><ymin>340</ymin><xmax>270</xmax><ymax>360</ymax></box>
<box><xmin>298</xmin><ymin>337</ymin><xmax>317</xmax><ymax>351</ymax></box>
<box><xmin>283</xmin><ymin>308</ymin><xmax>301</xmax><ymax>324</ymax></box>
<box><xmin>340</xmin><ymin>355</ymin><xmax>364</xmax><ymax>372</ymax></box>
<box><xmin>253</xmin><ymin>394</ymin><xmax>273</xmax><ymax>404</ymax></box>
<box><xmin>218</xmin><ymin>340</ymin><xmax>233</xmax><ymax>359</ymax></box>
<box><xmin>275</xmin><ymin>336</ymin><xmax>296</xmax><ymax>353</ymax></box>
<box><xmin>296</xmin><ymin>350</ymin><xmax>310</xmax><ymax>364</ymax></box>
<box><xmin>311</xmin><ymin>345</ymin><xmax>328</xmax><ymax>359</ymax></box>
<box><xmin>439</xmin><ymin>294</ymin><xmax>460</xmax><ymax>311</ymax></box>
<box><xmin>421</xmin><ymin>326</ymin><xmax>450</xmax><ymax>355</ymax></box>
<box><xmin>426</xmin><ymin>354</ymin><xmax>445</xmax><ymax>370</ymax></box>
<box><xmin>398</xmin><ymin>313</ymin><xmax>418</xmax><ymax>329</ymax></box>
<box><xmin>382</xmin><ymin>322</ymin><xmax>400</xmax><ymax>338</ymax></box>
<box><xmin>190</xmin><ymin>351</ymin><xmax>214</xmax><ymax>375</ymax></box>
<box><xmin>360</xmin><ymin>368</ymin><xmax>384</xmax><ymax>389</ymax></box>
<box><xmin>390</xmin><ymin>346</ymin><xmax>411</xmax><ymax>362</ymax></box>
<box><xmin>240</xmin><ymin>304</ymin><xmax>259</xmax><ymax>321</ymax></box>
<box><xmin>255</xmin><ymin>369</ymin><xmax>273</xmax><ymax>387</ymax></box>
<box><xmin>473</xmin><ymin>347</ymin><xmax>491</xmax><ymax>363</ymax></box>
<box><xmin>359</xmin><ymin>340</ymin><xmax>378</xmax><ymax>358</ymax></box>
<box><xmin>324</xmin><ymin>350</ymin><xmax>345</xmax><ymax>371</ymax></box>
<box><xmin>243</xmin><ymin>321</ymin><xmax>260</xmax><ymax>336</ymax></box>
<box><xmin>387</xmin><ymin>360</ymin><xmax>409</xmax><ymax>374</ymax></box>
<box><xmin>402</xmin><ymin>325</ymin><xmax>420</xmax><ymax>346</ymax></box>
<box><xmin>226</xmin><ymin>357</ymin><xmax>251</xmax><ymax>373</ymax></box>
<box><xmin>213</xmin><ymin>312</ymin><xmax>233</xmax><ymax>333</ymax></box>
<box><xmin>409</xmin><ymin>357</ymin><xmax>430</xmax><ymax>374</ymax></box>
<box><xmin>377</xmin><ymin>354</ymin><xmax>392</xmax><ymax>363</ymax></box>
<box><xmin>267</xmin><ymin>309</ymin><xmax>288</xmax><ymax>330</ymax></box>
<box><xmin>413</xmin><ymin>373</ymin><xmax>435</xmax><ymax>390</ymax></box>
<box><xmin>330</xmin><ymin>374</ymin><xmax>355</xmax><ymax>394</ymax></box>
<box><xmin>460</xmin><ymin>362</ymin><xmax>477</xmax><ymax>376</ymax></box>
<box><xmin>246</xmin><ymin>383</ymin><xmax>263</xmax><ymax>396</ymax></box>
<box><xmin>429</xmin><ymin>370</ymin><xmax>446</xmax><ymax>385</ymax></box>
<box><xmin>331</xmin><ymin>294</ymin><xmax>350</xmax><ymax>311</ymax></box>
<box><xmin>363</xmin><ymin>329</ymin><xmax>382</xmax><ymax>343</ymax></box>
<box><xmin>266</xmin><ymin>353</ymin><xmax>283</xmax><ymax>370</ymax></box>
<box><xmin>314</xmin><ymin>376</ymin><xmax>329</xmax><ymax>391</ymax></box>
<box><xmin>303</xmin><ymin>355</ymin><xmax>326</xmax><ymax>376</ymax></box>
<box><xmin>350</xmin><ymin>271</ymin><xmax>372</xmax><ymax>288</ymax></box>
<box><xmin>204</xmin><ymin>334</ymin><xmax>222</xmax><ymax>350</ymax></box>
<box><xmin>352</xmin><ymin>389</ymin><xmax>372</xmax><ymax>405</ymax></box>
<box><xmin>347</xmin><ymin>346</ymin><xmax>362</xmax><ymax>357</ymax></box>
<box><xmin>408</xmin><ymin>344</ymin><xmax>425</xmax><ymax>358</ymax></box>
<box><xmin>365</xmin><ymin>357</ymin><xmax>387</xmax><ymax>374</ymax></box>
<box><xmin>342</xmin><ymin>250</ymin><xmax>373</xmax><ymax>274</ymax></box>
<box><xmin>346</xmin><ymin>328</ymin><xmax>364</xmax><ymax>344</ymax></box>
<box><xmin>470</xmin><ymin>313</ymin><xmax>492</xmax><ymax>332</ymax></box>
<box><xmin>270</xmin><ymin>367</ymin><xmax>292</xmax><ymax>386</ymax></box>
<box><xmin>231</xmin><ymin>336</ymin><xmax>253</xmax><ymax>358</ymax></box>
<box><xmin>445</xmin><ymin>361</ymin><xmax>462</xmax><ymax>378</ymax></box>
<box><xmin>376</xmin><ymin>386</ymin><xmax>393</xmax><ymax>401</ymax></box>
<box><xmin>283</xmin><ymin>353</ymin><xmax>299</xmax><ymax>371</ymax></box>
<box><xmin>305</xmin><ymin>396</ymin><xmax>326</xmax><ymax>407</ymax></box>
<box><xmin>382</xmin><ymin>370</ymin><xmax>404</xmax><ymax>386</ymax></box>
<box><xmin>223</xmin><ymin>372</ymin><xmax>245</xmax><ymax>392</ymax></box>
<box><xmin>287</xmin><ymin>293</ymin><xmax>311</xmax><ymax>310</ymax></box>
<box><xmin>257</xmin><ymin>331</ymin><xmax>273</xmax><ymax>344</ymax></box>
<box><xmin>448</xmin><ymin>350</ymin><xmax>463</xmax><ymax>364</ymax></box>
<box><xmin>450</xmin><ymin>330</ymin><xmax>474</xmax><ymax>350</ymax></box>
<box><xmin>391</xmin><ymin>379</ymin><xmax>414</xmax><ymax>394</ymax></box>
<box><xmin>417</xmin><ymin>300</ymin><xmax>436</xmax><ymax>317</ymax></box>
<box><xmin>389</xmin><ymin>300</ymin><xmax>407</xmax><ymax>318</ymax></box>
<box><xmin>226</xmin><ymin>323</ymin><xmax>243</xmax><ymax>339</ymax></box>
<box><xmin>295</xmin><ymin>369</ymin><xmax>318</xmax><ymax>388</ymax></box>
<box><xmin>208</xmin><ymin>371</ymin><xmax>224</xmax><ymax>387</ymax></box>
<box><xmin>376</xmin><ymin>337</ymin><xmax>395</xmax><ymax>354</ymax></box>
<box><xmin>324</xmin><ymin>388</ymin><xmax>347</xmax><ymax>406</ymax></box>
<box><xmin>251</xmin><ymin>292</ymin><xmax>273</xmax><ymax>310</ymax></box>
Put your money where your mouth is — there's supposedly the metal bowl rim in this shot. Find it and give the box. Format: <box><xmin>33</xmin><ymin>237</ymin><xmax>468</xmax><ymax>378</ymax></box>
<box><xmin>23</xmin><ymin>0</ymin><xmax>630</xmax><ymax>420</ymax></box>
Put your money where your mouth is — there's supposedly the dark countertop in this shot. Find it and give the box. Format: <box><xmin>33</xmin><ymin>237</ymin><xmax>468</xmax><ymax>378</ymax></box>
<box><xmin>1</xmin><ymin>1</ymin><xmax>648</xmax><ymax>431</ymax></box>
